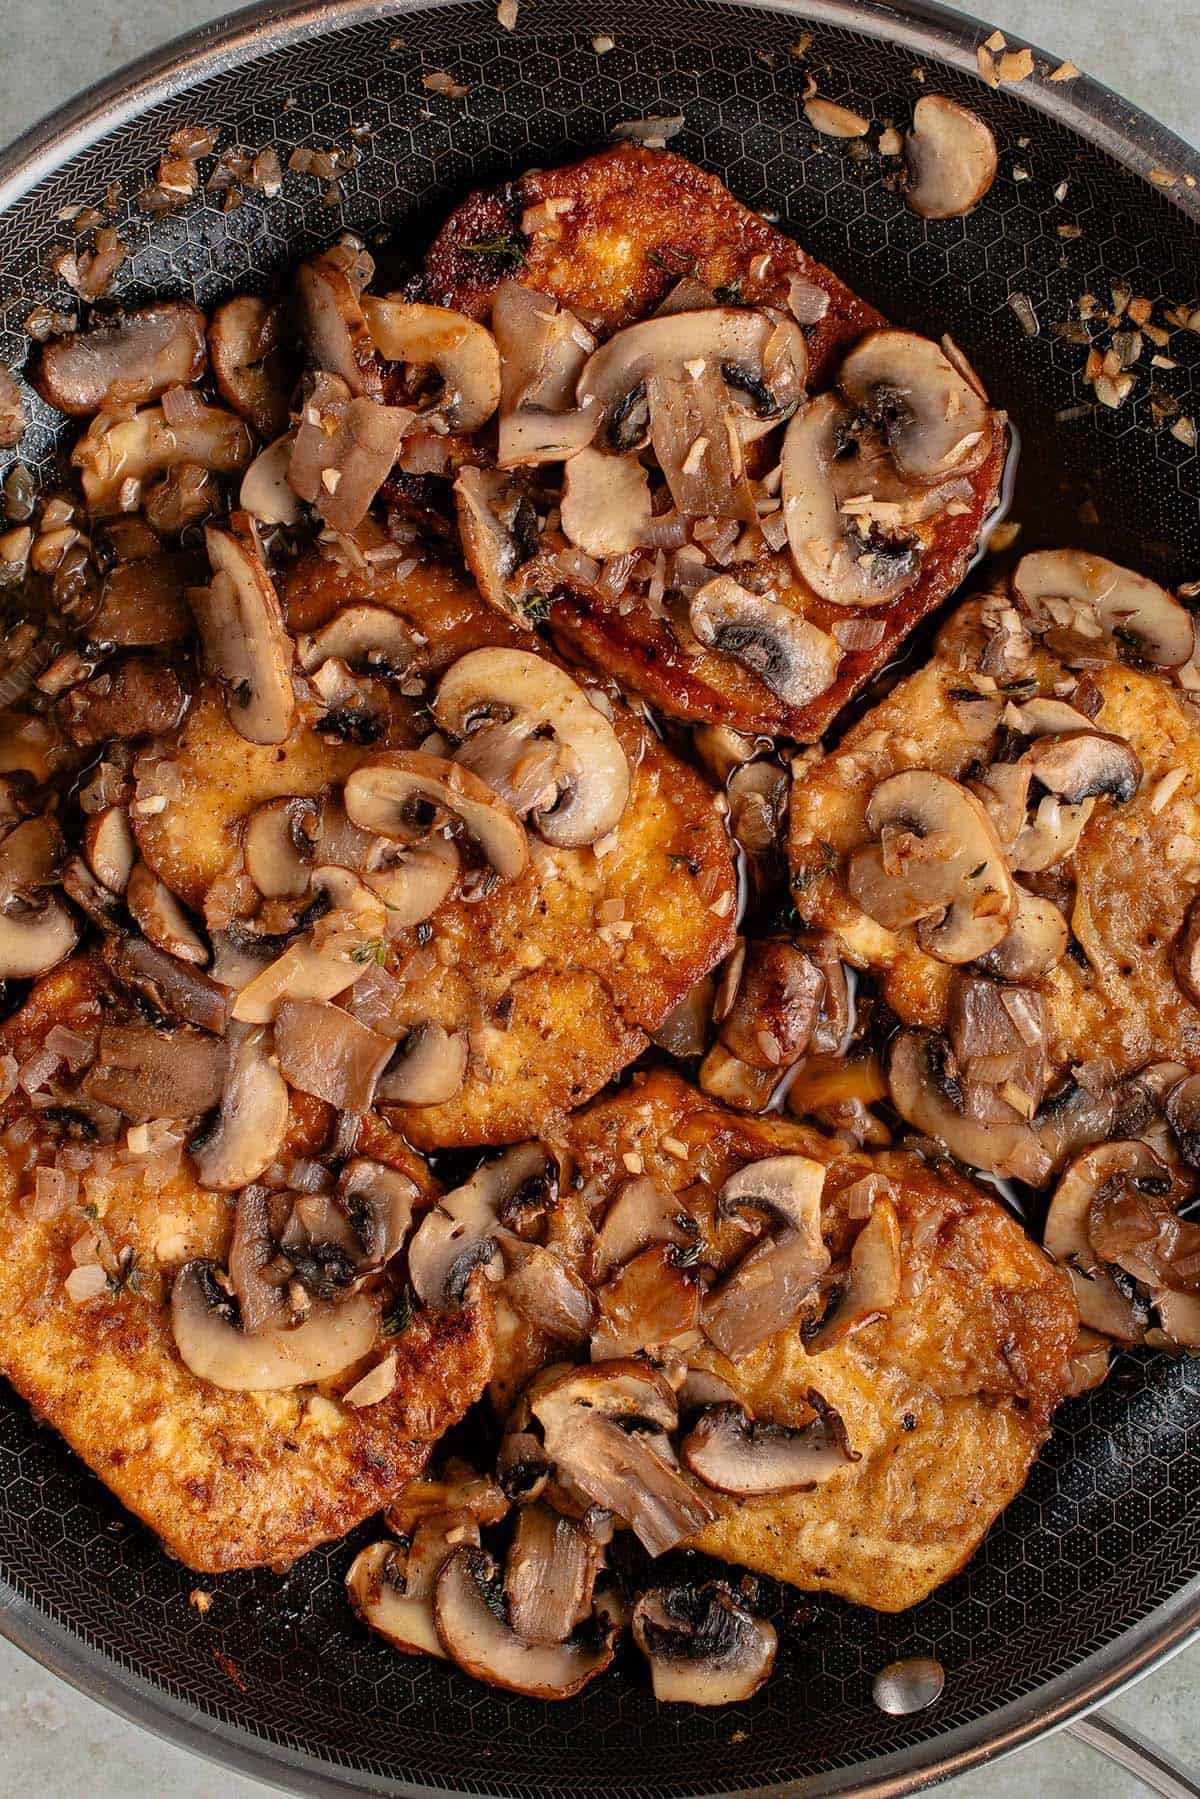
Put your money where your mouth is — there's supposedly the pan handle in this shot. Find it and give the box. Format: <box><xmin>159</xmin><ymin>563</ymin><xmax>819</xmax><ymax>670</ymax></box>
<box><xmin>1067</xmin><ymin>1712</ymin><xmax>1200</xmax><ymax>1798</ymax></box>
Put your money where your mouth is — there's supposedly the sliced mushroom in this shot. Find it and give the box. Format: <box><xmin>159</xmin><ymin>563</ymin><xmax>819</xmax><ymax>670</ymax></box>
<box><xmin>1043</xmin><ymin>1142</ymin><xmax>1169</xmax><ymax>1339</ymax></box>
<box><xmin>433</xmin><ymin>648</ymin><xmax>630</xmax><ymax>849</ymax></box>
<box><xmin>337</xmin><ymin>1158</ymin><xmax>416</xmax><ymax>1266</ymax></box>
<box><xmin>591</xmin><ymin>1243</ymin><xmax>700</xmax><ymax>1360</ymax></box>
<box><xmin>344</xmin><ymin>750</ymin><xmax>528</xmax><ymax>881</ymax></box>
<box><xmin>453</xmin><ymin>466</ymin><xmax>538</xmax><ymax>620</ymax></box>
<box><xmin>494</xmin><ymin>279</ymin><xmax>597</xmax><ymax>466</ymax></box>
<box><xmin>230</xmin><ymin>869</ymin><xmax>388</xmax><ymax>1023</ymax></box>
<box><xmin>806</xmin><ymin>1198</ymin><xmax>902</xmax><ymax>1351</ymax></box>
<box><xmin>83</xmin><ymin>1024</ymin><xmax>226</xmax><ymax>1121</ymax></box>
<box><xmin>1065</xmin><ymin>1326</ymin><xmax>1113</xmax><ymax>1397</ymax></box>
<box><xmin>1010</xmin><ymin>793</ymin><xmax>1096</xmax><ymax>875</ymax></box>
<box><xmin>530</xmin><ymin>1360</ymin><xmax>717</xmax><ymax>1556</ymax></box>
<box><xmin>348</xmin><ymin>1523</ymin><xmax>475</xmax><ymax>1660</ymax></box>
<box><xmin>275</xmin><ymin>997</ymin><xmax>395</xmax><ymax>1111</ymax></box>
<box><xmin>903</xmin><ymin>94</ymin><xmax>998</xmax><ymax>219</ymax></box>
<box><xmin>193</xmin><ymin>1024</ymin><xmax>289</xmax><ymax>1190</ymax></box>
<box><xmin>504</xmin><ymin>1503</ymin><xmax>598</xmax><ymax>1646</ymax></box>
<box><xmin>976</xmin><ymin>886</ymin><xmax>1069</xmax><ymax>982</ymax></box>
<box><xmin>243</xmin><ymin>796</ymin><xmax>318</xmax><ymax>899</ymax></box>
<box><xmin>171</xmin><ymin>1258</ymin><xmax>377</xmax><ymax>1390</ymax></box>
<box><xmin>1165</xmin><ymin>1072</ymin><xmax>1200</xmax><ymax>1169</ymax></box>
<box><xmin>35</xmin><ymin>303</ymin><xmax>207</xmax><ymax>416</ymax></box>
<box><xmin>559</xmin><ymin>445</ymin><xmax>651</xmax><ymax>557</ymax></box>
<box><xmin>651</xmin><ymin>976</ymin><xmax>715</xmax><ymax>1059</ymax></box>
<box><xmin>208</xmin><ymin>296</ymin><xmax>290</xmax><ymax>438</ymax></box>
<box><xmin>576</xmin><ymin>309</ymin><xmax>808</xmax><ymax>453</ymax></box>
<box><xmin>125</xmin><ymin>860</ymin><xmax>208</xmax><ymax>966</ymax></box>
<box><xmin>699</xmin><ymin>1041</ymin><xmax>777</xmax><ymax>1113</ymax></box>
<box><xmin>195</xmin><ymin>526</ymin><xmax>296</xmax><ymax>745</ymax></box>
<box><xmin>1022</xmin><ymin>730</ymin><xmax>1142</xmax><ymax>807</ymax></box>
<box><xmin>702</xmin><ymin>1156</ymin><xmax>831</xmax><ymax>1361</ymax></box>
<box><xmin>848</xmin><ymin>770</ymin><xmax>1014</xmax><ymax>962</ymax></box>
<box><xmin>888</xmin><ymin>1029</ymin><xmax>1051</xmax><ymax>1184</ymax></box>
<box><xmin>632</xmin><ymin>1583</ymin><xmax>777</xmax><ymax>1706</ymax></box>
<box><xmin>376</xmin><ymin>1022</ymin><xmax>469</xmax><ymax>1106</ymax></box>
<box><xmin>593</xmin><ymin>1177</ymin><xmax>699</xmax><ymax>1283</ymax></box>
<box><xmin>1013</xmin><ymin>550</ymin><xmax>1193</xmax><ymax>668</ymax></box>
<box><xmin>434</xmin><ymin>1546</ymin><xmax>616</xmax><ymax>1699</ymax></box>
<box><xmin>840</xmin><ymin>331</ymin><xmax>991</xmax><ymax>483</ymax></box>
<box><xmin>240</xmin><ymin>433</ymin><xmax>301</xmax><ymax>526</ymax></box>
<box><xmin>363</xmin><ymin>297</ymin><xmax>501</xmax><ymax>434</ymax></box>
<box><xmin>688</xmin><ymin>576</ymin><xmax>840</xmax><ymax>710</ymax></box>
<box><xmin>407</xmin><ymin>1144</ymin><xmax>549</xmax><ymax>1308</ymax></box>
<box><xmin>645</xmin><ymin>366</ymin><xmax>756</xmax><ymax>521</ymax></box>
<box><xmin>72</xmin><ymin>401</ymin><xmax>254</xmax><ymax>515</ymax></box>
<box><xmin>288</xmin><ymin>370</ymin><xmax>412</xmax><ymax>533</ymax></box>
<box><xmin>228</xmin><ymin>1183</ymin><xmax>290</xmax><ymax>1334</ymax></box>
<box><xmin>102</xmin><ymin>932</ymin><xmax>230</xmax><ymax>1033</ymax></box>
<box><xmin>294</xmin><ymin>254</ymin><xmax>380</xmax><ymax>397</ymax></box>
<box><xmin>85</xmin><ymin>805</ymin><xmax>136</xmax><ymax>895</ymax></box>
<box><xmin>1153</xmin><ymin>1288</ymin><xmax>1200</xmax><ymax>1349</ymax></box>
<box><xmin>297</xmin><ymin>606</ymin><xmax>419</xmax><ymax>676</ymax></box>
<box><xmin>717</xmin><ymin>936</ymin><xmax>824</xmax><ymax>1070</ymax></box>
<box><xmin>681</xmin><ymin>1400</ymin><xmax>855</xmax><ymax>1494</ymax></box>
<box><xmin>364</xmin><ymin>835</ymin><xmax>460</xmax><ymax>927</ymax></box>
<box><xmin>0</xmin><ymin>889</ymin><xmax>78</xmax><ymax>979</ymax></box>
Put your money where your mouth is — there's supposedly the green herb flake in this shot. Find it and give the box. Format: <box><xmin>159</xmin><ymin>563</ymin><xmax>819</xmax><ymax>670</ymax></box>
<box><xmin>381</xmin><ymin>1289</ymin><xmax>415</xmax><ymax>1337</ymax></box>
<box><xmin>649</xmin><ymin>246</ymin><xmax>699</xmax><ymax>278</ymax></box>
<box><xmin>712</xmin><ymin>278</ymin><xmax>743</xmax><ymax>304</ymax></box>
<box><xmin>106</xmin><ymin>1249</ymin><xmax>143</xmax><ymax>1297</ymax></box>
<box><xmin>462</xmin><ymin>234</ymin><xmax>526</xmax><ymax>270</ymax></box>
<box><xmin>351</xmin><ymin>937</ymin><xmax>388</xmax><ymax>966</ymax></box>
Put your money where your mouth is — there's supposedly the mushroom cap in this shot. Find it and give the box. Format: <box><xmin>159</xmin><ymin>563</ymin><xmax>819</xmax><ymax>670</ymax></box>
<box><xmin>1013</xmin><ymin>549</ymin><xmax>1193</xmax><ymax>668</ymax></box>
<box><xmin>72</xmin><ymin>401</ymin><xmax>253</xmax><ymax>515</ymax></box>
<box><xmin>887</xmin><ymin>1028</ymin><xmax>1050</xmax><ymax>1184</ymax></box>
<box><xmin>838</xmin><ymin>329</ymin><xmax>992</xmax><ymax>483</ymax></box>
<box><xmin>688</xmin><ymin>576</ymin><xmax>840</xmax><ymax>710</ymax></box>
<box><xmin>406</xmin><ymin>1142</ymin><xmax>550</xmax><ymax>1307</ymax></box>
<box><xmin>903</xmin><ymin>94</ymin><xmax>999</xmax><ymax>220</ymax></box>
<box><xmin>805</xmin><ymin>1196</ymin><xmax>902</xmax><ymax>1352</ymax></box>
<box><xmin>559</xmin><ymin>444</ymin><xmax>651</xmax><ymax>557</ymax></box>
<box><xmin>294</xmin><ymin>254</ymin><xmax>380</xmax><ymax>397</ymax></box>
<box><xmin>208</xmin><ymin>295</ymin><xmax>290</xmax><ymax>440</ymax></box>
<box><xmin>193</xmin><ymin>1022</ymin><xmax>289</xmax><ymax>1191</ymax></box>
<box><xmin>0</xmin><ymin>890</ymin><xmax>78</xmax><ymax>979</ymax></box>
<box><xmin>240</xmin><ymin>434</ymin><xmax>301</xmax><ymax>527</ymax></box>
<box><xmin>976</xmin><ymin>886</ymin><xmax>1069</xmax><ymax>982</ymax></box>
<box><xmin>1022</xmin><ymin>729</ymin><xmax>1142</xmax><ymax>807</ymax></box>
<box><xmin>170</xmin><ymin>1259</ymin><xmax>378</xmax><ymax>1390</ymax></box>
<box><xmin>376</xmin><ymin>1022</ymin><xmax>469</xmax><ymax>1107</ymax></box>
<box><xmin>434</xmin><ymin>1546</ymin><xmax>616</xmax><ymax>1699</ymax></box>
<box><xmin>1043</xmin><ymin>1141</ymin><xmax>1169</xmax><ymax>1340</ymax></box>
<box><xmin>681</xmin><ymin>1401</ymin><xmax>855</xmax><ymax>1495</ymax></box>
<box><xmin>363</xmin><ymin>297</ymin><xmax>501</xmax><ymax>435</ymax></box>
<box><xmin>632</xmin><ymin>1582</ymin><xmax>777</xmax><ymax>1706</ymax></box>
<box><xmin>35</xmin><ymin>302</ymin><xmax>207</xmax><ymax>417</ymax></box>
<box><xmin>343</xmin><ymin>749</ymin><xmax>529</xmax><ymax>881</ymax></box>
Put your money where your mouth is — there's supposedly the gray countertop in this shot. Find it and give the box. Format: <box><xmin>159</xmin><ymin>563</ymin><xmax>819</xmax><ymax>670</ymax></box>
<box><xmin>0</xmin><ymin>1</ymin><xmax>1197</xmax><ymax>1794</ymax></box>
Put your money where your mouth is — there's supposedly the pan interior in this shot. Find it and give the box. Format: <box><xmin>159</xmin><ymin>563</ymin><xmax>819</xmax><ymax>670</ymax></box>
<box><xmin>1</xmin><ymin>2</ymin><xmax>1199</xmax><ymax>1793</ymax></box>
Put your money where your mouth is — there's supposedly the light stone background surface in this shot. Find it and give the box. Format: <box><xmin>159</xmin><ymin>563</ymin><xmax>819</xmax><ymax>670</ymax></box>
<box><xmin>0</xmin><ymin>0</ymin><xmax>1198</xmax><ymax>1794</ymax></box>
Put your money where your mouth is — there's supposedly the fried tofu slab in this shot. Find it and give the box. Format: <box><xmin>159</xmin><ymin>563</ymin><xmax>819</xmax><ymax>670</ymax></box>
<box><xmin>418</xmin><ymin>144</ymin><xmax>1007</xmax><ymax>739</ymax></box>
<box><xmin>789</xmin><ymin>597</ymin><xmax>1200</xmax><ymax>1076</ymax></box>
<box><xmin>0</xmin><ymin>960</ymin><xmax>493</xmax><ymax>1573</ymax></box>
<box><xmin>133</xmin><ymin>549</ymin><xmax>736</xmax><ymax>1147</ymax></box>
<box><xmin>554</xmin><ymin>1071</ymin><xmax>1076</xmax><ymax>1611</ymax></box>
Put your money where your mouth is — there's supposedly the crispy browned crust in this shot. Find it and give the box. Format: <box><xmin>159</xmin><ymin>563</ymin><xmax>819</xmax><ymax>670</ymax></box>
<box><xmin>419</xmin><ymin>143</ymin><xmax>1006</xmax><ymax>739</ymax></box>
<box><xmin>551</xmin><ymin>1069</ymin><xmax>1076</xmax><ymax>1610</ymax></box>
<box><xmin>0</xmin><ymin>960</ymin><xmax>494</xmax><ymax>1573</ymax></box>
<box><xmin>789</xmin><ymin>598</ymin><xmax>1200</xmax><ymax>1077</ymax></box>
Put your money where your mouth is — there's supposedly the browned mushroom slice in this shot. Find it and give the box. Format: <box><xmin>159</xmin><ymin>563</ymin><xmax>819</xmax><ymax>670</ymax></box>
<box><xmin>208</xmin><ymin>296</ymin><xmax>290</xmax><ymax>438</ymax></box>
<box><xmin>84</xmin><ymin>806</ymin><xmax>136</xmax><ymax>895</ymax></box>
<box><xmin>228</xmin><ymin>1183</ymin><xmax>290</xmax><ymax>1334</ymax></box>
<box><xmin>1014</xmin><ymin>549</ymin><xmax>1193</xmax><ymax>668</ymax></box>
<box><xmin>171</xmin><ymin>1258</ymin><xmax>377</xmax><ymax>1391</ymax></box>
<box><xmin>887</xmin><ymin>1029</ymin><xmax>1051</xmax><ymax>1185</ymax></box>
<box><xmin>92</xmin><ymin>556</ymin><xmax>193</xmax><ymax>649</ymax></box>
<box><xmin>976</xmin><ymin>886</ymin><xmax>1069</xmax><ymax>982</ymax></box>
<box><xmin>717</xmin><ymin>936</ymin><xmax>824</xmax><ymax>1071</ymax></box>
<box><xmin>1043</xmin><ymin>1142</ymin><xmax>1169</xmax><ymax>1340</ymax></box>
<box><xmin>348</xmin><ymin>1518</ymin><xmax>480</xmax><ymax>1659</ymax></box>
<box><xmin>1021</xmin><ymin>730</ymin><xmax>1142</xmax><ymax>807</ymax></box>
<box><xmin>274</xmin><ymin>997</ymin><xmax>395</xmax><ymax>1110</ymax></box>
<box><xmin>1154</xmin><ymin>1288</ymin><xmax>1200</xmax><ymax>1349</ymax></box>
<box><xmin>72</xmin><ymin>400</ymin><xmax>254</xmax><ymax>515</ymax></box>
<box><xmin>651</xmin><ymin>975</ymin><xmax>715</xmax><ymax>1059</ymax></box>
<box><xmin>344</xmin><ymin>750</ymin><xmax>528</xmax><ymax>881</ymax></box>
<box><xmin>645</xmin><ymin>367</ymin><xmax>756</xmax><ymax>521</ymax></box>
<box><xmin>688</xmin><ymin>577</ymin><xmax>839</xmax><ymax>710</ymax></box>
<box><xmin>592</xmin><ymin>1177</ymin><xmax>700</xmax><ymax>1283</ymax></box>
<box><xmin>1165</xmin><ymin>1072</ymin><xmax>1200</xmax><ymax>1168</ymax></box>
<box><xmin>194</xmin><ymin>525</ymin><xmax>296</xmax><ymax>746</ymax></box>
<box><xmin>1065</xmin><ymin>1326</ymin><xmax>1113</xmax><ymax>1396</ymax></box>
<box><xmin>530</xmin><ymin>1360</ymin><xmax>717</xmax><ymax>1556</ymax></box>
<box><xmin>504</xmin><ymin>1504</ymin><xmax>599</xmax><ymax>1646</ymax></box>
<box><xmin>559</xmin><ymin>446</ymin><xmax>651</xmax><ymax>557</ymax></box>
<box><xmin>848</xmin><ymin>770</ymin><xmax>1014</xmax><ymax>962</ymax></box>
<box><xmin>60</xmin><ymin>657</ymin><xmax>188</xmax><ymax>748</ymax></box>
<box><xmin>840</xmin><ymin>330</ymin><xmax>991</xmax><ymax>483</ymax></box>
<box><xmin>288</xmin><ymin>370</ymin><xmax>412</xmax><ymax>533</ymax></box>
<box><xmin>35</xmin><ymin>303</ymin><xmax>207</xmax><ymax>416</ymax></box>
<box><xmin>501</xmin><ymin>1241</ymin><xmax>596</xmax><ymax>1343</ymax></box>
<box><xmin>698</xmin><ymin>1041</ymin><xmax>777</xmax><ymax>1113</ymax></box>
<box><xmin>193</xmin><ymin>1024</ymin><xmax>288</xmax><ymax>1191</ymax></box>
<box><xmin>242</xmin><ymin>796</ymin><xmax>317</xmax><ymax>899</ymax></box>
<box><xmin>385</xmin><ymin>1461</ymin><xmax>510</xmax><ymax>1538</ymax></box>
<box><xmin>805</xmin><ymin>1198</ymin><xmax>902</xmax><ymax>1352</ymax></box>
<box><xmin>229</xmin><ymin>895</ymin><xmax>386</xmax><ymax>1025</ymax></box>
<box><xmin>406</xmin><ymin>1144</ymin><xmax>545</xmax><ymax>1309</ymax></box>
<box><xmin>297</xmin><ymin>606</ymin><xmax>419</xmax><ymax>677</ymax></box>
<box><xmin>0</xmin><ymin>887</ymin><xmax>78</xmax><ymax>979</ymax></box>
<box><xmin>0</xmin><ymin>369</ymin><xmax>26</xmax><ymax>448</ymax></box>
<box><xmin>240</xmin><ymin>434</ymin><xmax>301</xmax><ymax>526</ymax></box>
<box><xmin>632</xmin><ymin>1583</ymin><xmax>777</xmax><ymax>1705</ymax></box>
<box><xmin>1176</xmin><ymin>894</ymin><xmax>1200</xmax><ymax>1007</ymax></box>
<box><xmin>433</xmin><ymin>649</ymin><xmax>631</xmax><ymax>850</ymax></box>
<box><xmin>83</xmin><ymin>1023</ymin><xmax>226</xmax><ymax>1120</ymax></box>
<box><xmin>453</xmin><ymin>466</ymin><xmax>538</xmax><ymax>621</ymax></box>
<box><xmin>493</xmin><ymin>279</ymin><xmax>597</xmax><ymax>467</ymax></box>
<box><xmin>363</xmin><ymin>297</ymin><xmax>501</xmax><ymax>434</ymax></box>
<box><xmin>681</xmin><ymin>1400</ymin><xmax>856</xmax><ymax>1494</ymax></box>
<box><xmin>337</xmin><ymin>1158</ymin><xmax>416</xmax><ymax>1267</ymax></box>
<box><xmin>103</xmin><ymin>933</ymin><xmax>230</xmax><ymax>1034</ymax></box>
<box><xmin>434</xmin><ymin>1546</ymin><xmax>616</xmax><ymax>1699</ymax></box>
<box><xmin>701</xmin><ymin>1155</ymin><xmax>831</xmax><ymax>1360</ymax></box>
<box><xmin>294</xmin><ymin>254</ymin><xmax>380</xmax><ymax>397</ymax></box>
<box><xmin>374</xmin><ymin>1021</ymin><xmax>468</xmax><ymax>1106</ymax></box>
<box><xmin>125</xmin><ymin>860</ymin><xmax>208</xmax><ymax>965</ymax></box>
<box><xmin>903</xmin><ymin>94</ymin><xmax>998</xmax><ymax>219</ymax></box>
<box><xmin>591</xmin><ymin>1243</ymin><xmax>700</xmax><ymax>1360</ymax></box>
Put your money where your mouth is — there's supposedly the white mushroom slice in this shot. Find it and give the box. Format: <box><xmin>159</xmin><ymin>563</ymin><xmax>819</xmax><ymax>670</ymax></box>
<box><xmin>1010</xmin><ymin>794</ymin><xmax>1095</xmax><ymax>874</ymax></box>
<box><xmin>243</xmin><ymin>796</ymin><xmax>317</xmax><ymax>899</ymax></box>
<box><xmin>363</xmin><ymin>297</ymin><xmax>501</xmax><ymax>434</ymax></box>
<box><xmin>681</xmin><ymin>1401</ymin><xmax>855</xmax><ymax>1494</ymax></box>
<box><xmin>194</xmin><ymin>1024</ymin><xmax>289</xmax><ymax>1191</ymax></box>
<box><xmin>1044</xmin><ymin>1142</ymin><xmax>1165</xmax><ymax>1340</ymax></box>
<box><xmin>504</xmin><ymin>1241</ymin><xmax>597</xmax><ymax>1343</ymax></box>
<box><xmin>781</xmin><ymin>393</ymin><xmax>924</xmax><ymax>608</ymax></box>
<box><xmin>576</xmin><ymin>309</ymin><xmax>808</xmax><ymax>452</ymax></box>
<box><xmin>297</xmin><ymin>605</ymin><xmax>419</xmax><ymax>675</ymax></box>
<box><xmin>592</xmin><ymin>1177</ymin><xmax>699</xmax><ymax>1283</ymax></box>
<box><xmin>590</xmin><ymin>1243</ymin><xmax>699</xmax><ymax>1359</ymax></box>
<box><xmin>344</xmin><ymin>750</ymin><xmax>528</xmax><ymax>881</ymax></box>
<box><xmin>1013</xmin><ymin>550</ymin><xmax>1193</xmax><ymax>668</ymax></box>
<box><xmin>632</xmin><ymin>1584</ymin><xmax>777</xmax><ymax>1706</ymax></box>
<box><xmin>976</xmin><ymin>886</ymin><xmax>1069</xmax><ymax>981</ymax></box>
<box><xmin>805</xmin><ymin>1197</ymin><xmax>902</xmax><ymax>1352</ymax></box>
<box><xmin>208</xmin><ymin>295</ymin><xmax>290</xmax><ymax>439</ymax></box>
<box><xmin>364</xmin><ymin>835</ymin><xmax>460</xmax><ymax>926</ymax></box>
<box><xmin>1154</xmin><ymin>1288</ymin><xmax>1200</xmax><ymax>1348</ymax></box>
<box><xmin>530</xmin><ymin>1360</ymin><xmax>717</xmax><ymax>1556</ymax></box>
<box><xmin>125</xmin><ymin>860</ymin><xmax>208</xmax><ymax>966</ymax></box>
<box><xmin>903</xmin><ymin>94</ymin><xmax>999</xmax><ymax>219</ymax></box>
<box><xmin>407</xmin><ymin>1143</ymin><xmax>548</xmax><ymax>1307</ymax></box>
<box><xmin>839</xmin><ymin>330</ymin><xmax>991</xmax><ymax>482</ymax></box>
<box><xmin>84</xmin><ymin>805</ymin><xmax>136</xmax><ymax>895</ymax></box>
<box><xmin>689</xmin><ymin>576</ymin><xmax>839</xmax><ymax>709</ymax></box>
<box><xmin>498</xmin><ymin>406</ymin><xmax>597</xmax><ymax>467</ymax></box>
<box><xmin>294</xmin><ymin>254</ymin><xmax>380</xmax><ymax>396</ymax></box>
<box><xmin>702</xmin><ymin>1155</ymin><xmax>831</xmax><ymax>1360</ymax></box>
<box><xmin>434</xmin><ymin>1547</ymin><xmax>616</xmax><ymax>1699</ymax></box>
<box><xmin>888</xmin><ymin>1029</ymin><xmax>1051</xmax><ymax>1184</ymax></box>
<box><xmin>1022</xmin><ymin>730</ymin><xmax>1142</xmax><ymax>807</ymax></box>
<box><xmin>337</xmin><ymin>1158</ymin><xmax>416</xmax><ymax>1266</ymax></box>
<box><xmin>171</xmin><ymin>1258</ymin><xmax>377</xmax><ymax>1390</ymax></box>
<box><xmin>645</xmin><ymin>366</ymin><xmax>757</xmax><ymax>522</ymax></box>
<box><xmin>288</xmin><ymin>371</ymin><xmax>412</xmax><ymax>533</ymax></box>
<box><xmin>433</xmin><ymin>648</ymin><xmax>631</xmax><ymax>849</ymax></box>
<box><xmin>494</xmin><ymin>279</ymin><xmax>594</xmax><ymax>415</ymax></box>
<box><xmin>848</xmin><ymin>770</ymin><xmax>1014</xmax><ymax>962</ymax></box>
<box><xmin>35</xmin><ymin>302</ymin><xmax>207</xmax><ymax>416</ymax></box>
<box><xmin>504</xmin><ymin>1504</ymin><xmax>598</xmax><ymax>1646</ymax></box>
<box><xmin>240</xmin><ymin>433</ymin><xmax>301</xmax><ymax>526</ymax></box>
<box><xmin>559</xmin><ymin>445</ymin><xmax>651</xmax><ymax>556</ymax></box>
<box><xmin>72</xmin><ymin>401</ymin><xmax>254</xmax><ymax>515</ymax></box>
<box><xmin>376</xmin><ymin>1022</ymin><xmax>469</xmax><ymax>1106</ymax></box>
<box><xmin>0</xmin><ymin>891</ymin><xmax>78</xmax><ymax>979</ymax></box>
<box><xmin>230</xmin><ymin>918</ymin><xmax>381</xmax><ymax>1025</ymax></box>
<box><xmin>195</xmin><ymin>526</ymin><xmax>297</xmax><ymax>746</ymax></box>
<box><xmin>347</xmin><ymin>1525</ymin><xmax>475</xmax><ymax>1660</ymax></box>
<box><xmin>453</xmin><ymin>467</ymin><xmax>538</xmax><ymax>622</ymax></box>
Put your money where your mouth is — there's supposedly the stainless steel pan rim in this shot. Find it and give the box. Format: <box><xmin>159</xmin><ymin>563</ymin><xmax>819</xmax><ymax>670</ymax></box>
<box><xmin>1</xmin><ymin>0</ymin><xmax>1199</xmax><ymax>1793</ymax></box>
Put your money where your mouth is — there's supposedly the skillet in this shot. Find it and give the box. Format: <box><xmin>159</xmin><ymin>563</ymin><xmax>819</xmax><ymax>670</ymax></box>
<box><xmin>0</xmin><ymin>1</ymin><xmax>1199</xmax><ymax>1791</ymax></box>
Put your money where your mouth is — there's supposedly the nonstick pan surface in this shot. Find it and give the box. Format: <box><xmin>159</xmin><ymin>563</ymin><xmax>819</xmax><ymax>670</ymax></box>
<box><xmin>1</xmin><ymin>2</ymin><xmax>1199</xmax><ymax>1793</ymax></box>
